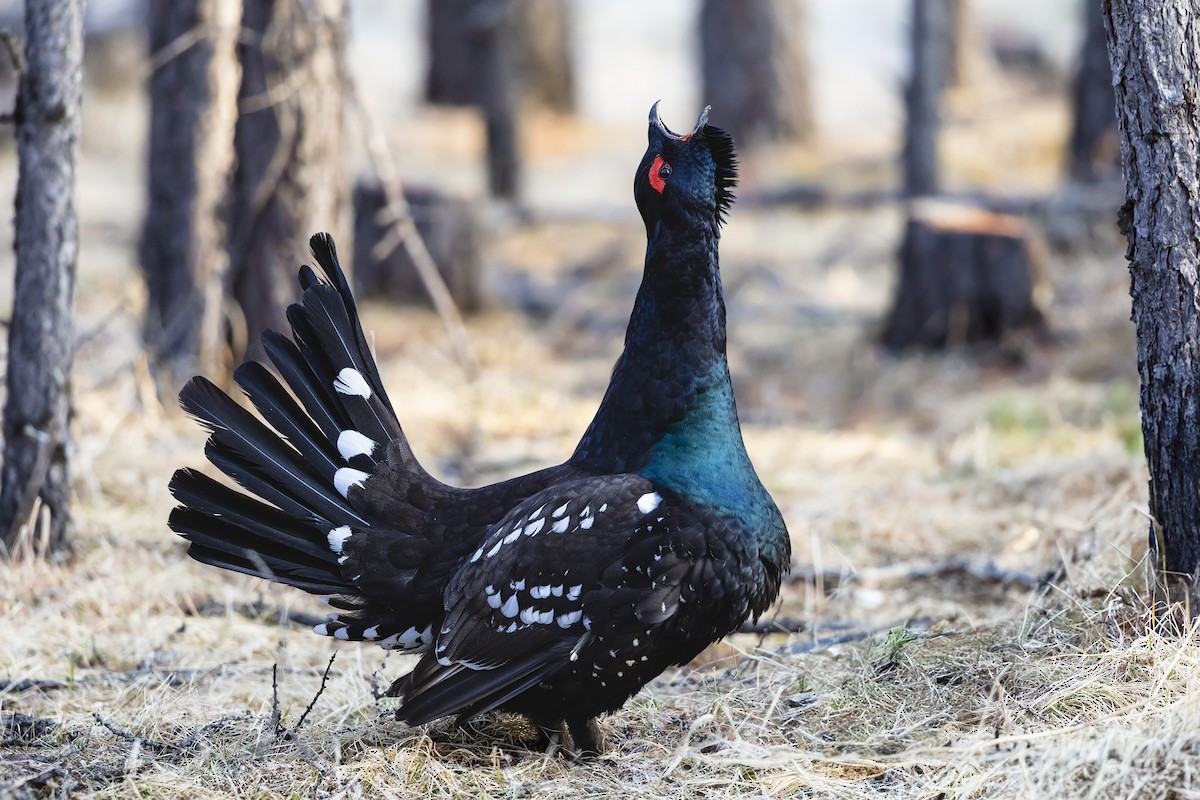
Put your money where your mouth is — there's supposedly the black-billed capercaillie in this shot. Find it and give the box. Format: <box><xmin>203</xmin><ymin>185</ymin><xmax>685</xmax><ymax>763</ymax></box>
<box><xmin>170</xmin><ymin>104</ymin><xmax>791</xmax><ymax>755</ymax></box>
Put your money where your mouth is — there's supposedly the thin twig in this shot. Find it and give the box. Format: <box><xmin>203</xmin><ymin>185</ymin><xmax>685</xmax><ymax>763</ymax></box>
<box><xmin>288</xmin><ymin>652</ymin><xmax>337</xmax><ymax>738</ymax></box>
<box><xmin>269</xmin><ymin>663</ymin><xmax>283</xmax><ymax>737</ymax></box>
<box><xmin>332</xmin><ymin>50</ymin><xmax>479</xmax><ymax>378</ymax></box>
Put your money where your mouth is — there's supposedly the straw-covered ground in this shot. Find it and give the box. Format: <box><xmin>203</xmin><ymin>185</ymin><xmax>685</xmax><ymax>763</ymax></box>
<box><xmin>3</xmin><ymin>46</ymin><xmax>1198</xmax><ymax>799</ymax></box>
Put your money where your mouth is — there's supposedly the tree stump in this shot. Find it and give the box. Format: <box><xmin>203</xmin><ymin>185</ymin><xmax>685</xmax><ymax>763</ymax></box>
<box><xmin>352</xmin><ymin>181</ymin><xmax>482</xmax><ymax>313</ymax></box>
<box><xmin>881</xmin><ymin>202</ymin><xmax>1044</xmax><ymax>351</ymax></box>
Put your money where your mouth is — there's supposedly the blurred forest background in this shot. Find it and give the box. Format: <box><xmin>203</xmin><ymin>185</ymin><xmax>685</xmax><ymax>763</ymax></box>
<box><xmin>4</xmin><ymin>1</ymin><xmax>1189</xmax><ymax>798</ymax></box>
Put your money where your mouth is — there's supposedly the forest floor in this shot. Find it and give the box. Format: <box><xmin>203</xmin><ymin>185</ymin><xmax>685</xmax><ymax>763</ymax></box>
<box><xmin>3</xmin><ymin>41</ymin><xmax>1198</xmax><ymax>800</ymax></box>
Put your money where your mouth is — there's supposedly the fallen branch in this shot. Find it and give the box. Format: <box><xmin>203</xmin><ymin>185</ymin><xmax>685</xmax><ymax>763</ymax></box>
<box><xmin>92</xmin><ymin>712</ymin><xmax>181</xmax><ymax>754</ymax></box>
<box><xmin>736</xmin><ymin>616</ymin><xmax>810</xmax><ymax>635</ymax></box>
<box><xmin>185</xmin><ymin>597</ymin><xmax>326</xmax><ymax>630</ymax></box>
<box><xmin>788</xmin><ymin>558</ymin><xmax>1053</xmax><ymax>592</ymax></box>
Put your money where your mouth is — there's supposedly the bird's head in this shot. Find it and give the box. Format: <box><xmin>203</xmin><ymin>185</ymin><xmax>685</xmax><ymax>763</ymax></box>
<box><xmin>634</xmin><ymin>102</ymin><xmax>737</xmax><ymax>236</ymax></box>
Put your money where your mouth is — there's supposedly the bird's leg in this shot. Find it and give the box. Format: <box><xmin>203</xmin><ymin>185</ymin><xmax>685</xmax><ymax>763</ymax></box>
<box><xmin>565</xmin><ymin>716</ymin><xmax>605</xmax><ymax>758</ymax></box>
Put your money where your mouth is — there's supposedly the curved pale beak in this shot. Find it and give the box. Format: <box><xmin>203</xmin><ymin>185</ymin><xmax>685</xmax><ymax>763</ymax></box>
<box><xmin>649</xmin><ymin>101</ymin><xmax>712</xmax><ymax>140</ymax></box>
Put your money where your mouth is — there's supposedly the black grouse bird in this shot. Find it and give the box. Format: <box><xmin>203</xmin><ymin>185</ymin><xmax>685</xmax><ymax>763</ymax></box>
<box><xmin>170</xmin><ymin>103</ymin><xmax>791</xmax><ymax>754</ymax></box>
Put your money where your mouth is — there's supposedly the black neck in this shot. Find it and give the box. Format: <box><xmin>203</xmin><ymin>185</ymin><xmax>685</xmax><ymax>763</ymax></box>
<box><xmin>571</xmin><ymin>224</ymin><xmax>729</xmax><ymax>473</ymax></box>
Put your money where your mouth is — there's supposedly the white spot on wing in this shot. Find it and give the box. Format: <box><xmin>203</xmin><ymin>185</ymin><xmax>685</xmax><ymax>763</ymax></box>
<box><xmin>363</xmin><ymin>626</ymin><xmax>379</xmax><ymax>639</ymax></box>
<box><xmin>520</xmin><ymin>606</ymin><xmax>539</xmax><ymax>624</ymax></box>
<box><xmin>334</xmin><ymin>467</ymin><xmax>370</xmax><ymax>497</ymax></box>
<box><xmin>551</xmin><ymin>518</ymin><xmax>569</xmax><ymax>534</ymax></box>
<box><xmin>313</xmin><ymin>623</ymin><xmax>328</xmax><ymax>635</ymax></box>
<box><xmin>337</xmin><ymin>430</ymin><xmax>377</xmax><ymax>460</ymax></box>
<box><xmin>334</xmin><ymin>367</ymin><xmax>372</xmax><ymax>398</ymax></box>
<box><xmin>580</xmin><ymin>516</ymin><xmax>594</xmax><ymax>530</ymax></box>
<box><xmin>557</xmin><ymin>610</ymin><xmax>582</xmax><ymax>628</ymax></box>
<box><xmin>524</xmin><ymin>518</ymin><xmax>545</xmax><ymax>536</ymax></box>
<box><xmin>334</xmin><ymin>627</ymin><xmax>350</xmax><ymax>640</ymax></box>
<box><xmin>637</xmin><ymin>492</ymin><xmax>662</xmax><ymax>514</ymax></box>
<box><xmin>567</xmin><ymin>584</ymin><xmax>582</xmax><ymax>600</ymax></box>
<box><xmin>501</xmin><ymin>595</ymin><xmax>520</xmax><ymax>618</ymax></box>
<box><xmin>326</xmin><ymin>525</ymin><xmax>352</xmax><ymax>554</ymax></box>
<box><xmin>552</xmin><ymin>502</ymin><xmax>569</xmax><ymax>518</ymax></box>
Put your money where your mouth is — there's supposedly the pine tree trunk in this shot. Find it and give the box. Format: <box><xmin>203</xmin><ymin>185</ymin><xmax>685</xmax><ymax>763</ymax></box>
<box><xmin>0</xmin><ymin>0</ymin><xmax>83</xmax><ymax>556</ymax></box>
<box><xmin>227</xmin><ymin>0</ymin><xmax>349</xmax><ymax>357</ymax></box>
<box><xmin>424</xmin><ymin>0</ymin><xmax>474</xmax><ymax>106</ymax></box>
<box><xmin>473</xmin><ymin>0</ymin><xmax>520</xmax><ymax>199</ymax></box>
<box><xmin>426</xmin><ymin>0</ymin><xmax>573</xmax><ymax>114</ymax></box>
<box><xmin>1069</xmin><ymin>0</ymin><xmax>1119</xmax><ymax>182</ymax></box>
<box><xmin>904</xmin><ymin>0</ymin><xmax>949</xmax><ymax>198</ymax></box>
<box><xmin>513</xmin><ymin>0</ymin><xmax>574</xmax><ymax>113</ymax></box>
<box><xmin>945</xmin><ymin>0</ymin><xmax>969</xmax><ymax>89</ymax></box>
<box><xmin>140</xmin><ymin>0</ymin><xmax>241</xmax><ymax>382</ymax></box>
<box><xmin>1106</xmin><ymin>0</ymin><xmax>1200</xmax><ymax>611</ymax></box>
<box><xmin>698</xmin><ymin>0</ymin><xmax>813</xmax><ymax>147</ymax></box>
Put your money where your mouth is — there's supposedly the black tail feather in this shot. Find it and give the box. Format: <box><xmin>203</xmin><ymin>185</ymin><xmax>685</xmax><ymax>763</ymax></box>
<box><xmin>300</xmin><ymin>284</ymin><xmax>401</xmax><ymax>447</ymax></box>
<box><xmin>170</xmin><ymin>469</ymin><xmax>338</xmax><ymax>566</ymax></box>
<box><xmin>234</xmin><ymin>361</ymin><xmax>341</xmax><ymax>479</ymax></box>
<box><xmin>180</xmin><ymin>377</ymin><xmax>363</xmax><ymax>526</ymax></box>
<box><xmin>261</xmin><ymin>330</ymin><xmax>345</xmax><ymax>444</ymax></box>
<box><xmin>307</xmin><ymin>233</ymin><xmax>396</xmax><ymax>417</ymax></box>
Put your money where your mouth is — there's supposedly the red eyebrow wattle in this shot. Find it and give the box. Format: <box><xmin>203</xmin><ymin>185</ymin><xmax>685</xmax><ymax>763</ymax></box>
<box><xmin>649</xmin><ymin>156</ymin><xmax>667</xmax><ymax>194</ymax></box>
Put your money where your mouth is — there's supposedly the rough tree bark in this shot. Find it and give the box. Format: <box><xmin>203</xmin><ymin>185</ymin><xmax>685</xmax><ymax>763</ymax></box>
<box><xmin>0</xmin><ymin>0</ymin><xmax>83</xmax><ymax>556</ymax></box>
<box><xmin>1069</xmin><ymin>0</ymin><xmax>1119</xmax><ymax>182</ymax></box>
<box><xmin>1106</xmin><ymin>0</ymin><xmax>1200</xmax><ymax>611</ymax></box>
<box><xmin>698</xmin><ymin>0</ymin><xmax>813</xmax><ymax>147</ymax></box>
<box><xmin>140</xmin><ymin>0</ymin><xmax>241</xmax><ymax>382</ymax></box>
<box><xmin>227</xmin><ymin>0</ymin><xmax>349</xmax><ymax>356</ymax></box>
<box><xmin>904</xmin><ymin>0</ymin><xmax>950</xmax><ymax>198</ymax></box>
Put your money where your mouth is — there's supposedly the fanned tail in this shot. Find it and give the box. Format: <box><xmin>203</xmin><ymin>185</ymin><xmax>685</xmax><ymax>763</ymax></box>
<box><xmin>169</xmin><ymin>234</ymin><xmax>418</xmax><ymax>600</ymax></box>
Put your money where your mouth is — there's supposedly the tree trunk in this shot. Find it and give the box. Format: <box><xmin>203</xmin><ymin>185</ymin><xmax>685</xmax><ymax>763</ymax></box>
<box><xmin>140</xmin><ymin>0</ymin><xmax>241</xmax><ymax>382</ymax></box>
<box><xmin>1069</xmin><ymin>0</ymin><xmax>1119</xmax><ymax>183</ymax></box>
<box><xmin>0</xmin><ymin>0</ymin><xmax>83</xmax><ymax>556</ymax></box>
<box><xmin>513</xmin><ymin>0</ymin><xmax>574</xmax><ymax>113</ymax></box>
<box><xmin>1106</xmin><ymin>0</ymin><xmax>1200</xmax><ymax>611</ymax></box>
<box><xmin>945</xmin><ymin>0</ymin><xmax>971</xmax><ymax>90</ymax></box>
<box><xmin>698</xmin><ymin>0</ymin><xmax>813</xmax><ymax>147</ymax></box>
<box><xmin>904</xmin><ymin>0</ymin><xmax>949</xmax><ymax>198</ymax></box>
<box><xmin>424</xmin><ymin>0</ymin><xmax>474</xmax><ymax>106</ymax></box>
<box><xmin>227</xmin><ymin>0</ymin><xmax>349</xmax><ymax>357</ymax></box>
<box><xmin>472</xmin><ymin>0</ymin><xmax>520</xmax><ymax>199</ymax></box>
<box><xmin>426</xmin><ymin>0</ymin><xmax>573</xmax><ymax>114</ymax></box>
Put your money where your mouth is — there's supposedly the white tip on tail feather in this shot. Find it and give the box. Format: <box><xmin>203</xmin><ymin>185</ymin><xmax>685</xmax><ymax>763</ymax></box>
<box><xmin>333</xmin><ymin>368</ymin><xmax>372</xmax><ymax>399</ymax></box>
<box><xmin>334</xmin><ymin>467</ymin><xmax>370</xmax><ymax>497</ymax></box>
<box><xmin>337</xmin><ymin>430</ymin><xmax>377</xmax><ymax>460</ymax></box>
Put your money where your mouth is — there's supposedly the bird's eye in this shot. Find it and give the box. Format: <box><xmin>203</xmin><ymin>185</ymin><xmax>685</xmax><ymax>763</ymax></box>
<box><xmin>649</xmin><ymin>155</ymin><xmax>670</xmax><ymax>194</ymax></box>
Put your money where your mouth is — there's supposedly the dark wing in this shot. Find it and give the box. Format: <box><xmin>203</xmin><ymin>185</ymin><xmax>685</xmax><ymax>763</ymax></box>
<box><xmin>393</xmin><ymin>473</ymin><xmax>709</xmax><ymax>725</ymax></box>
